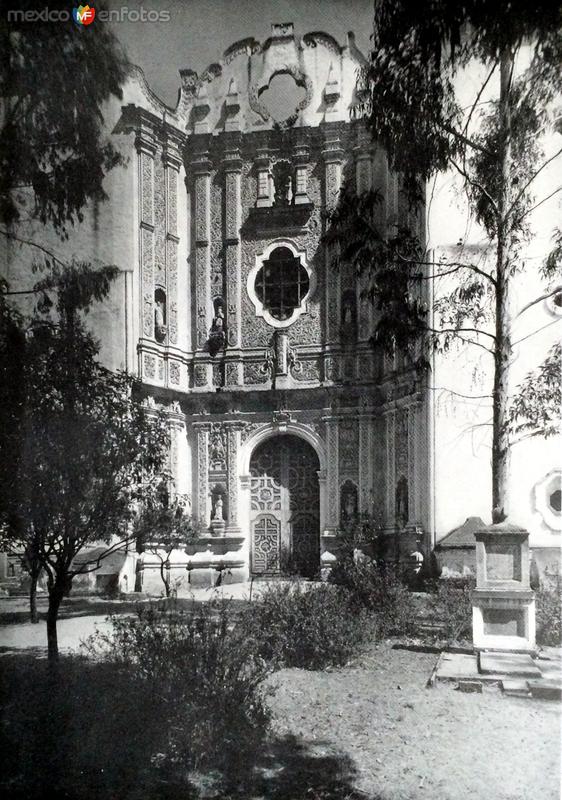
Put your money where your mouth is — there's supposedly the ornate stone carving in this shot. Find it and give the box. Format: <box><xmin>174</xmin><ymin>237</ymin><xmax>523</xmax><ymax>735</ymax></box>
<box><xmin>144</xmin><ymin>354</ymin><xmax>156</xmax><ymax>379</ymax></box>
<box><xmin>244</xmin><ymin>362</ymin><xmax>269</xmax><ymax>385</ymax></box>
<box><xmin>339</xmin><ymin>418</ymin><xmax>358</xmax><ymax>475</ymax></box>
<box><xmin>291</xmin><ymin>357</ymin><xmax>320</xmax><ymax>382</ymax></box>
<box><xmin>154</xmin><ymin>157</ymin><xmax>166</xmax><ymax>279</ymax></box>
<box><xmin>169</xmin><ymin>361</ymin><xmax>181</xmax><ymax>385</ymax></box>
<box><xmin>226</xmin><ymin>425</ymin><xmax>241</xmax><ymax>528</ymax></box>
<box><xmin>196</xmin><ymin>426</ymin><xmax>209</xmax><ymax>523</ymax></box>
<box><xmin>140</xmin><ymin>151</ymin><xmax>154</xmax><ymax>224</ymax></box>
<box><xmin>241</xmin><ymin>422</ymin><xmax>268</xmax><ymax>444</ymax></box>
<box><xmin>141</xmin><ymin>227</ymin><xmax>154</xmax><ymax>337</ymax></box>
<box><xmin>212</xmin><ymin>360</ymin><xmax>224</xmax><ymax>387</ymax></box>
<box><xmin>326</xmin><ymin>419</ymin><xmax>339</xmax><ymax>527</ymax></box>
<box><xmin>209</xmin><ymin>423</ymin><xmax>227</xmax><ymax>471</ymax></box>
<box><xmin>395</xmin><ymin>407</ymin><xmax>408</xmax><ymax>479</ymax></box>
<box><xmin>225</xmin><ymin>362</ymin><xmax>239</xmax><ymax>387</ymax></box>
<box><xmin>167</xmin><ymin>238</ymin><xmax>178</xmax><ymax>344</ymax></box>
<box><xmin>194</xmin><ymin>364</ymin><xmax>208</xmax><ymax>387</ymax></box>
<box><xmin>157</xmin><ymin>358</ymin><xmax>164</xmax><ymax>381</ymax></box>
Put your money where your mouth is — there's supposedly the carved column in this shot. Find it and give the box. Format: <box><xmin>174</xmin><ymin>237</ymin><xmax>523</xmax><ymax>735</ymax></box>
<box><xmin>136</xmin><ymin>127</ymin><xmax>156</xmax><ymax>341</ymax></box>
<box><xmin>407</xmin><ymin>401</ymin><xmax>417</xmax><ymax>525</ymax></box>
<box><xmin>359</xmin><ymin>413</ymin><xmax>373</xmax><ymax>514</ymax></box>
<box><xmin>225</xmin><ymin>422</ymin><xmax>243</xmax><ymax>535</ymax></box>
<box><xmin>223</xmin><ymin>141</ymin><xmax>242</xmax><ymax>386</ymax></box>
<box><xmin>355</xmin><ymin>124</ymin><xmax>372</xmax><ymax>195</ymax></box>
<box><xmin>255</xmin><ymin>142</ymin><xmax>271</xmax><ymax>207</ymax></box>
<box><xmin>293</xmin><ymin>134</ymin><xmax>310</xmax><ymax>205</ymax></box>
<box><xmin>322</xmin><ymin>126</ymin><xmax>344</xmax><ymax>346</ymax></box>
<box><xmin>324</xmin><ymin>416</ymin><xmax>340</xmax><ymax>531</ymax></box>
<box><xmin>163</xmin><ymin>134</ymin><xmax>182</xmax><ymax>346</ymax></box>
<box><xmin>191</xmin><ymin>146</ymin><xmax>212</xmax><ymax>342</ymax></box>
<box><xmin>384</xmin><ymin>408</ymin><xmax>396</xmax><ymax>526</ymax></box>
<box><xmin>167</xmin><ymin>405</ymin><xmax>185</xmax><ymax>497</ymax></box>
<box><xmin>193</xmin><ymin>422</ymin><xmax>210</xmax><ymax>525</ymax></box>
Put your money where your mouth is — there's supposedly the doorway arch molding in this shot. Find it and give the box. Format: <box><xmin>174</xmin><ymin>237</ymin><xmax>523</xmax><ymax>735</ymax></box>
<box><xmin>239</xmin><ymin>421</ymin><xmax>326</xmax><ymax>475</ymax></box>
<box><xmin>238</xmin><ymin>422</ymin><xmax>327</xmax><ymax>538</ymax></box>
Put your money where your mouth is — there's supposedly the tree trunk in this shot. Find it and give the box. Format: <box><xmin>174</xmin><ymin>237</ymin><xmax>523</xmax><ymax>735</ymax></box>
<box><xmin>29</xmin><ymin>567</ymin><xmax>39</xmax><ymax>624</ymax></box>
<box><xmin>47</xmin><ymin>584</ymin><xmax>65</xmax><ymax>663</ymax></box>
<box><xmin>491</xmin><ymin>48</ymin><xmax>515</xmax><ymax>522</ymax></box>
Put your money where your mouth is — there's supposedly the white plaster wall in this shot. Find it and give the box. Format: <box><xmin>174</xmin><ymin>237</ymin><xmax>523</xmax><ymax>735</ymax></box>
<box><xmin>427</xmin><ymin>52</ymin><xmax>562</xmax><ymax>555</ymax></box>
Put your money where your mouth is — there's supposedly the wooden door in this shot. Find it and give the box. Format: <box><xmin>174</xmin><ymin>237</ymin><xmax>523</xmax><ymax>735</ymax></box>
<box><xmin>250</xmin><ymin>435</ymin><xmax>319</xmax><ymax>577</ymax></box>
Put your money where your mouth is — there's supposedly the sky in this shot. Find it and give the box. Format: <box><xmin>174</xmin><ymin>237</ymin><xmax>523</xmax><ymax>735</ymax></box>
<box><xmin>106</xmin><ymin>0</ymin><xmax>374</xmax><ymax>107</ymax></box>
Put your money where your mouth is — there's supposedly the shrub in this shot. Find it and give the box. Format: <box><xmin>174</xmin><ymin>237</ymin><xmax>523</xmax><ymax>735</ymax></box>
<box><xmin>427</xmin><ymin>577</ymin><xmax>474</xmax><ymax>644</ymax></box>
<box><xmin>329</xmin><ymin>547</ymin><xmax>417</xmax><ymax>638</ymax></box>
<box><xmin>536</xmin><ymin>575</ymin><xmax>562</xmax><ymax>646</ymax></box>
<box><xmin>85</xmin><ymin>600</ymin><xmax>272</xmax><ymax>776</ymax></box>
<box><xmin>239</xmin><ymin>582</ymin><xmax>372</xmax><ymax>670</ymax></box>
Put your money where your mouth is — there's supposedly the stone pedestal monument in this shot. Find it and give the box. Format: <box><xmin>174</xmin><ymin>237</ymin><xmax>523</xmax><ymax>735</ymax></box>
<box><xmin>472</xmin><ymin>520</ymin><xmax>536</xmax><ymax>654</ymax></box>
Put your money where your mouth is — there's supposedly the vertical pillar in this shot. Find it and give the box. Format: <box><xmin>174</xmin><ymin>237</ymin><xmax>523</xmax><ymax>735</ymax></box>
<box><xmin>359</xmin><ymin>413</ymin><xmax>373</xmax><ymax>515</ymax></box>
<box><xmin>255</xmin><ymin>143</ymin><xmax>271</xmax><ymax>207</ymax></box>
<box><xmin>322</xmin><ymin>125</ymin><xmax>344</xmax><ymax>346</ymax></box>
<box><xmin>194</xmin><ymin>422</ymin><xmax>210</xmax><ymax>525</ymax></box>
<box><xmin>191</xmin><ymin>146</ymin><xmax>212</xmax><ymax>369</ymax></box>
<box><xmin>223</xmin><ymin>140</ymin><xmax>243</xmax><ymax>386</ymax></box>
<box><xmin>324</xmin><ymin>416</ymin><xmax>340</xmax><ymax>531</ymax></box>
<box><xmin>163</xmin><ymin>134</ymin><xmax>182</xmax><ymax>346</ymax></box>
<box><xmin>136</xmin><ymin>126</ymin><xmax>156</xmax><ymax>341</ymax></box>
<box><xmin>407</xmin><ymin>402</ymin><xmax>417</xmax><ymax>525</ymax></box>
<box><xmin>372</xmin><ymin>146</ymin><xmax>388</xmax><ymax>237</ymax></box>
<box><xmin>384</xmin><ymin>408</ymin><xmax>396</xmax><ymax>526</ymax></box>
<box><xmin>293</xmin><ymin>134</ymin><xmax>310</xmax><ymax>205</ymax></box>
<box><xmin>225</xmin><ymin>422</ymin><xmax>243</xmax><ymax>535</ymax></box>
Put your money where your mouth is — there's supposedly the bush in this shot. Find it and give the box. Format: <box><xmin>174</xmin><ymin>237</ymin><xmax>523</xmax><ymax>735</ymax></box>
<box><xmin>427</xmin><ymin>577</ymin><xmax>474</xmax><ymax>644</ymax></box>
<box><xmin>239</xmin><ymin>582</ymin><xmax>372</xmax><ymax>670</ymax></box>
<box><xmin>329</xmin><ymin>548</ymin><xmax>417</xmax><ymax>638</ymax></box>
<box><xmin>536</xmin><ymin>575</ymin><xmax>562</xmax><ymax>646</ymax></box>
<box><xmin>85</xmin><ymin>600</ymin><xmax>272</xmax><ymax>777</ymax></box>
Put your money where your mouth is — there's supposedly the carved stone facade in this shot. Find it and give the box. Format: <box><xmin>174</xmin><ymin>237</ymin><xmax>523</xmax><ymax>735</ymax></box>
<box><xmin>116</xmin><ymin>24</ymin><xmax>429</xmax><ymax>586</ymax></box>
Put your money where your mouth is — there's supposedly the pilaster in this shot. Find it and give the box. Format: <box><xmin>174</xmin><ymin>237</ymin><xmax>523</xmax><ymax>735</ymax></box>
<box><xmin>223</xmin><ymin>142</ymin><xmax>242</xmax><ymax>363</ymax></box>
<box><xmin>324</xmin><ymin>415</ymin><xmax>340</xmax><ymax>531</ymax></box>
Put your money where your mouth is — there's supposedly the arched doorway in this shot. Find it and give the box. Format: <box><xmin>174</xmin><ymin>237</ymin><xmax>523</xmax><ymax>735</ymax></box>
<box><xmin>249</xmin><ymin>434</ymin><xmax>320</xmax><ymax>578</ymax></box>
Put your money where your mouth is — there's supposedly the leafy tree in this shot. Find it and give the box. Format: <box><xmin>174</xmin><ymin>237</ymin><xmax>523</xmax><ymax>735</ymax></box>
<box><xmin>134</xmin><ymin>492</ymin><xmax>202</xmax><ymax>598</ymax></box>
<box><xmin>0</xmin><ymin>264</ymin><xmax>170</xmax><ymax>660</ymax></box>
<box><xmin>0</xmin><ymin>0</ymin><xmax>127</xmax><ymax>236</ymax></box>
<box><xmin>328</xmin><ymin>0</ymin><xmax>562</xmax><ymax>520</ymax></box>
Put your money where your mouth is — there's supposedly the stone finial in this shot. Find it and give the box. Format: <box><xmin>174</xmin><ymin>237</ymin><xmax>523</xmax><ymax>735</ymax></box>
<box><xmin>271</xmin><ymin>22</ymin><xmax>294</xmax><ymax>37</ymax></box>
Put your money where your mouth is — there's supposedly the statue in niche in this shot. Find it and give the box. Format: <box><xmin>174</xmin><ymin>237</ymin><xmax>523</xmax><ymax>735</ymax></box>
<box><xmin>208</xmin><ymin>299</ymin><xmax>226</xmax><ymax>357</ymax></box>
<box><xmin>340</xmin><ymin>290</ymin><xmax>357</xmax><ymax>341</ymax></box>
<box><xmin>154</xmin><ymin>290</ymin><xmax>167</xmax><ymax>343</ymax></box>
<box><xmin>340</xmin><ymin>480</ymin><xmax>358</xmax><ymax>525</ymax></box>
<box><xmin>210</xmin><ymin>486</ymin><xmax>226</xmax><ymax>534</ymax></box>
<box><xmin>273</xmin><ymin>161</ymin><xmax>293</xmax><ymax>207</ymax></box>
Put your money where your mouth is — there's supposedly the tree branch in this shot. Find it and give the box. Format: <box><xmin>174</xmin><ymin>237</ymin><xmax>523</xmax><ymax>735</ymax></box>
<box><xmin>516</xmin><ymin>286</ymin><xmax>562</xmax><ymax>318</ymax></box>
<box><xmin>448</xmin><ymin>158</ymin><xmax>500</xmax><ymax>220</ymax></box>
<box><xmin>0</xmin><ymin>227</ymin><xmax>68</xmax><ymax>270</ymax></box>
<box><xmin>514</xmin><ymin>187</ymin><xmax>562</xmax><ymax>226</ymax></box>
<box><xmin>507</xmin><ymin>147</ymin><xmax>562</xmax><ymax>217</ymax></box>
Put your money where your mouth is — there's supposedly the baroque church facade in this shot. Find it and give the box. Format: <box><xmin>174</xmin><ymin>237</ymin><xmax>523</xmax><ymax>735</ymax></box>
<box><xmin>108</xmin><ymin>23</ymin><xmax>430</xmax><ymax>589</ymax></box>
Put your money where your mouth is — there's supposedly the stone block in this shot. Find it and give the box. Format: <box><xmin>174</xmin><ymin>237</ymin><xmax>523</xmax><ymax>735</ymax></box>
<box><xmin>528</xmin><ymin>681</ymin><xmax>562</xmax><ymax>701</ymax></box>
<box><xmin>501</xmin><ymin>679</ymin><xmax>530</xmax><ymax>697</ymax></box>
<box><xmin>479</xmin><ymin>652</ymin><xmax>541</xmax><ymax>678</ymax></box>
<box><xmin>457</xmin><ymin>680</ymin><xmax>483</xmax><ymax>693</ymax></box>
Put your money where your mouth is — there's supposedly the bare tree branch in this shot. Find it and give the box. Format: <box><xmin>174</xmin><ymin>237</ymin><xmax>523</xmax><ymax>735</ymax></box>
<box><xmin>516</xmin><ymin>286</ymin><xmax>562</xmax><ymax>318</ymax></box>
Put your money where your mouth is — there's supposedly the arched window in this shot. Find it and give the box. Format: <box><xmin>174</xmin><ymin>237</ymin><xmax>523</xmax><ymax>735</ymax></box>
<box><xmin>254</xmin><ymin>246</ymin><xmax>309</xmax><ymax>322</ymax></box>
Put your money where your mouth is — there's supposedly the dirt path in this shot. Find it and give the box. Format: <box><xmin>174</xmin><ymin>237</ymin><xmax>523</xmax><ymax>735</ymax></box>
<box><xmin>267</xmin><ymin>641</ymin><xmax>561</xmax><ymax>800</ymax></box>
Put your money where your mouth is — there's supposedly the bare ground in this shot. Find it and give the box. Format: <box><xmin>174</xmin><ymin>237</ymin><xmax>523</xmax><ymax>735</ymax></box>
<box><xmin>265</xmin><ymin>640</ymin><xmax>561</xmax><ymax>800</ymax></box>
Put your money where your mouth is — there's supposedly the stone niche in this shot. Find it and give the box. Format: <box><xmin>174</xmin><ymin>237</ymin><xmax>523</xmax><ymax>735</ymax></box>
<box><xmin>472</xmin><ymin>521</ymin><xmax>536</xmax><ymax>653</ymax></box>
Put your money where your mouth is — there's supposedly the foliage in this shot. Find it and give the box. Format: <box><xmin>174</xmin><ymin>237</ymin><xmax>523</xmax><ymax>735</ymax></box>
<box><xmin>329</xmin><ymin>543</ymin><xmax>417</xmax><ymax>638</ymax></box>
<box><xmin>0</xmin><ymin>263</ymin><xmax>170</xmax><ymax>658</ymax></box>
<box><xmin>239</xmin><ymin>582</ymin><xmax>372</xmax><ymax>670</ymax></box>
<box><xmin>85</xmin><ymin>600</ymin><xmax>272</xmax><ymax>775</ymax></box>
<box><xmin>536</xmin><ymin>575</ymin><xmax>562</xmax><ymax>646</ymax></box>
<box><xmin>508</xmin><ymin>342</ymin><xmax>562</xmax><ymax>441</ymax></box>
<box><xmin>0</xmin><ymin>0</ymin><xmax>127</xmax><ymax>235</ymax></box>
<box><xmin>360</xmin><ymin>0</ymin><xmax>561</xmax><ymax>203</ymax></box>
<box><xmin>134</xmin><ymin>493</ymin><xmax>203</xmax><ymax>597</ymax></box>
<box><xmin>426</xmin><ymin>577</ymin><xmax>475</xmax><ymax>644</ymax></box>
<box><xmin>326</xmin><ymin>0</ymin><xmax>562</xmax><ymax>518</ymax></box>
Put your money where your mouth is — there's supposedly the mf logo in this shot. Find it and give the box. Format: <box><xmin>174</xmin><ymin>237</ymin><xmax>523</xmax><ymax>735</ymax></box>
<box><xmin>73</xmin><ymin>5</ymin><xmax>95</xmax><ymax>25</ymax></box>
